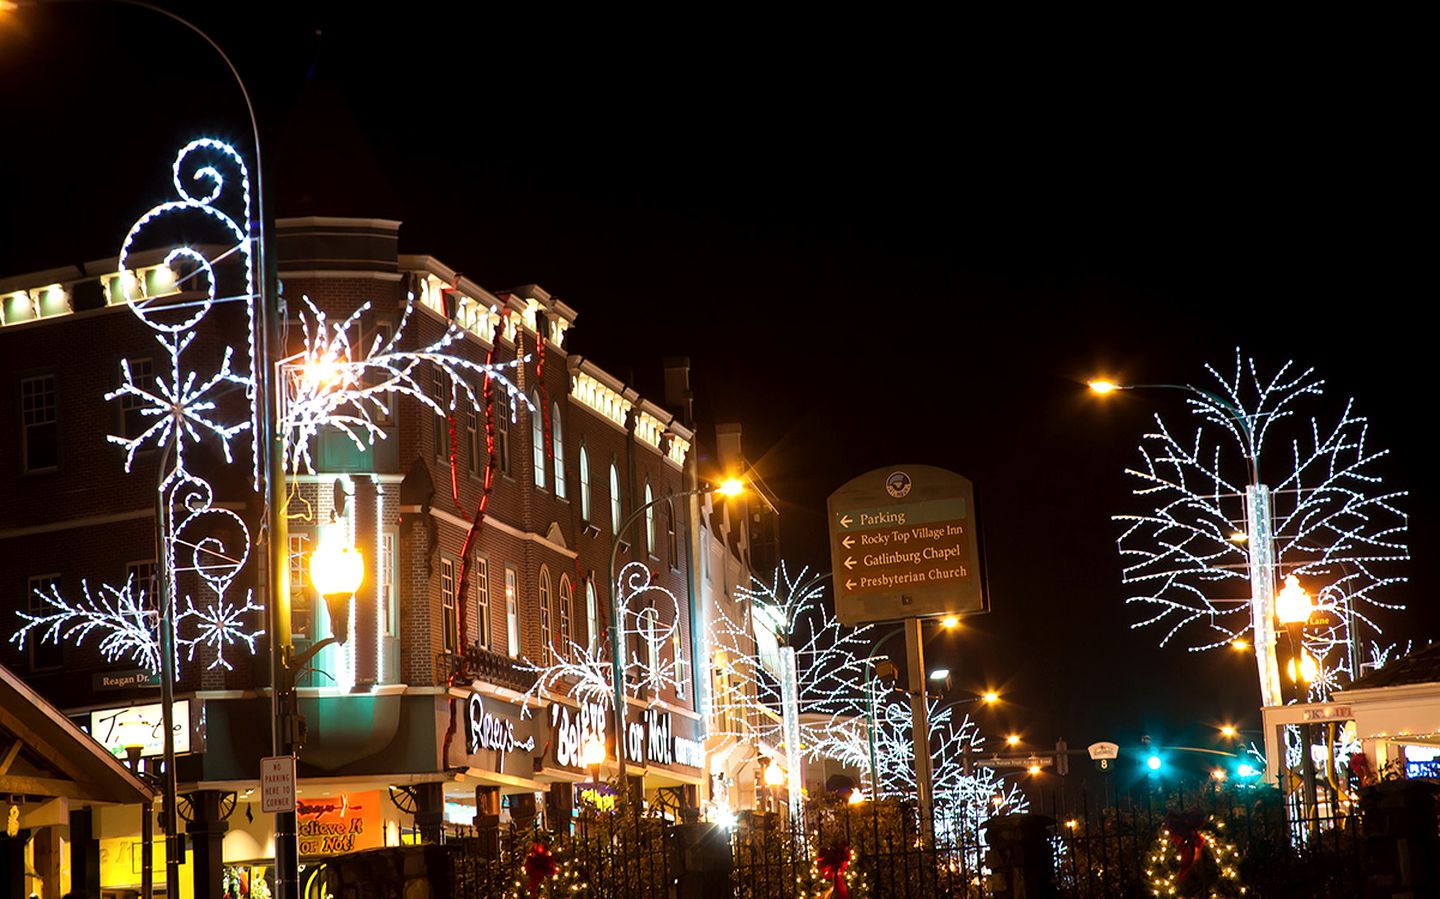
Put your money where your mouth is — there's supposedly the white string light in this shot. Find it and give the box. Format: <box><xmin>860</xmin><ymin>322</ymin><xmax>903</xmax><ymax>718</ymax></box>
<box><xmin>1117</xmin><ymin>349</ymin><xmax>1409</xmax><ymax>696</ymax></box>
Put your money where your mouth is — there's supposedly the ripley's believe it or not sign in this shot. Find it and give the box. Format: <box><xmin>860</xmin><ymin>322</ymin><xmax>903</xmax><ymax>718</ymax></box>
<box><xmin>549</xmin><ymin>701</ymin><xmax>703</xmax><ymax>772</ymax></box>
<box><xmin>827</xmin><ymin>464</ymin><xmax>988</xmax><ymax>626</ymax></box>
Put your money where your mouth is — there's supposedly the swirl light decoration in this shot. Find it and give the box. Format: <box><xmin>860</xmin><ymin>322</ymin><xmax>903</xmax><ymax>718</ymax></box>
<box><xmin>516</xmin><ymin>562</ymin><xmax>686</xmax><ymax>714</ymax></box>
<box><xmin>11</xmin><ymin>138</ymin><xmax>533</xmax><ymax>678</ymax></box>
<box><xmin>1115</xmin><ymin>350</ymin><xmax>1409</xmax><ymax>706</ymax></box>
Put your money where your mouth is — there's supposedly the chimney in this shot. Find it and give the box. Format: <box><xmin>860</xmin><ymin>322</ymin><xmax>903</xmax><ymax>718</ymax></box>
<box><xmin>716</xmin><ymin>422</ymin><xmax>743</xmax><ymax>471</ymax></box>
<box><xmin>663</xmin><ymin>356</ymin><xmax>694</xmax><ymax>427</ymax></box>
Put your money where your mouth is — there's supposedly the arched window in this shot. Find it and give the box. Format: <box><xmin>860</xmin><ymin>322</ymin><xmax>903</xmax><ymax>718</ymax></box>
<box><xmin>552</xmin><ymin>403</ymin><xmax>566</xmax><ymax>499</ymax></box>
<box><xmin>530</xmin><ymin>391</ymin><xmax>546</xmax><ymax>490</ymax></box>
<box><xmin>586</xmin><ymin>578</ymin><xmax>600</xmax><ymax>649</ymax></box>
<box><xmin>539</xmin><ymin>567</ymin><xmax>553</xmax><ymax>664</ymax></box>
<box><xmin>578</xmin><ymin>443</ymin><xmax>591</xmax><ymax>521</ymax></box>
<box><xmin>559</xmin><ymin>574</ymin><xmax>573</xmax><ymax>659</ymax></box>
<box><xmin>666</xmin><ymin>493</ymin><xmax>678</xmax><ymax>567</ymax></box>
<box><xmin>609</xmin><ymin>462</ymin><xmax>622</xmax><ymax>533</ymax></box>
<box><xmin>644</xmin><ymin>481</ymin><xmax>655</xmax><ymax>556</ymax></box>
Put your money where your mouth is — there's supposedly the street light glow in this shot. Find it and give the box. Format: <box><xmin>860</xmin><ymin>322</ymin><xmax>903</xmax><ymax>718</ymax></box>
<box><xmin>1006</xmin><ymin>734</ymin><xmax>1021</xmax><ymax>747</ymax></box>
<box><xmin>1275</xmin><ymin>574</ymin><xmax>1314</xmax><ymax>625</ymax></box>
<box><xmin>928</xmin><ymin>668</ymin><xmax>950</xmax><ymax>681</ymax></box>
<box><xmin>581</xmin><ymin>735</ymin><xmax>606</xmax><ymax>769</ymax></box>
<box><xmin>1231</xmin><ymin>639</ymin><xmax>1249</xmax><ymax>651</ymax></box>
<box><xmin>1027</xmin><ymin>763</ymin><xmax>1042</xmax><ymax>775</ymax></box>
<box><xmin>1147</xmin><ymin>754</ymin><xmax>1162</xmax><ymax>771</ymax></box>
<box><xmin>310</xmin><ymin>521</ymin><xmax>364</xmax><ymax>598</ymax></box>
<box><xmin>763</xmin><ymin>762</ymin><xmax>786</xmax><ymax>786</ymax></box>
<box><xmin>941</xmin><ymin>615</ymin><xmax>960</xmax><ymax>629</ymax></box>
<box><xmin>716</xmin><ymin>477</ymin><xmax>745</xmax><ymax>498</ymax></box>
<box><xmin>1087</xmin><ymin>379</ymin><xmax>1119</xmax><ymax>395</ymax></box>
<box><xmin>1212</xmin><ymin>768</ymin><xmax>1227</xmax><ymax>781</ymax></box>
<box><xmin>1220</xmin><ymin>725</ymin><xmax>1237</xmax><ymax>738</ymax></box>
<box><xmin>982</xmin><ymin>691</ymin><xmax>1000</xmax><ymax>704</ymax></box>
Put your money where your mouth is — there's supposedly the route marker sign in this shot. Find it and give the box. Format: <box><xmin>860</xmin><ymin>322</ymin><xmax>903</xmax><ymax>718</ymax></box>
<box><xmin>827</xmin><ymin>465</ymin><xmax>988</xmax><ymax>625</ymax></box>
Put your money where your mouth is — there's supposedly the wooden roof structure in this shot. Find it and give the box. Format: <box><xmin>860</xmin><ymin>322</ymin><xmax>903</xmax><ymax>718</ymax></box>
<box><xmin>0</xmin><ymin>662</ymin><xmax>155</xmax><ymax>805</ymax></box>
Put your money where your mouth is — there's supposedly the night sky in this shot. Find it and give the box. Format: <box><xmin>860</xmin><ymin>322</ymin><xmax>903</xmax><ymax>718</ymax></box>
<box><xmin>3</xmin><ymin>6</ymin><xmax>1432</xmax><ymax>776</ymax></box>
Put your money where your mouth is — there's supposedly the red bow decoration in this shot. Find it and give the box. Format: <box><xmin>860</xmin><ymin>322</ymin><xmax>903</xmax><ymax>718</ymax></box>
<box><xmin>524</xmin><ymin>842</ymin><xmax>558</xmax><ymax>898</ymax></box>
<box><xmin>816</xmin><ymin>843</ymin><xmax>852</xmax><ymax>899</ymax></box>
<box><xmin>1163</xmin><ymin>811</ymin><xmax>1207</xmax><ymax>882</ymax></box>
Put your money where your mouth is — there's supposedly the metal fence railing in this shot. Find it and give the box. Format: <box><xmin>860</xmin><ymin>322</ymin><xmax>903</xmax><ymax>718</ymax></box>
<box><xmin>432</xmin><ymin>783</ymin><xmax>1384</xmax><ymax>898</ymax></box>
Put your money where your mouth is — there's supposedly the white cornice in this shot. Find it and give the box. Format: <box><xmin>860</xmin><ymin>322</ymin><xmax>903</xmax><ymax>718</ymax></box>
<box><xmin>429</xmin><ymin>507</ymin><xmax>578</xmax><ymax>559</ymax></box>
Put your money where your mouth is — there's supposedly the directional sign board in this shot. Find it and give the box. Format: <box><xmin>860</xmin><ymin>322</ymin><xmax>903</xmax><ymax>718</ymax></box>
<box><xmin>827</xmin><ymin>465</ymin><xmax>987</xmax><ymax>625</ymax></box>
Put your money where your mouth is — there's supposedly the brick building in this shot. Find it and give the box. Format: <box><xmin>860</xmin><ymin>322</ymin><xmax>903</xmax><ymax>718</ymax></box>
<box><xmin>0</xmin><ymin>216</ymin><xmax>759</xmax><ymax>895</ymax></box>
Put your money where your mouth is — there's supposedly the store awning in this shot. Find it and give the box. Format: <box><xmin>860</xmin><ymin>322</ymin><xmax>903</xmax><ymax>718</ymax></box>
<box><xmin>0</xmin><ymin>662</ymin><xmax>155</xmax><ymax>805</ymax></box>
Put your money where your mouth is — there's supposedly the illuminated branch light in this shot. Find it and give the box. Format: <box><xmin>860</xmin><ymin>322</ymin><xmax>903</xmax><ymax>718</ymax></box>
<box><xmin>706</xmin><ymin>562</ymin><xmax>1023</xmax><ymax>847</ymax></box>
<box><xmin>280</xmin><ymin>295</ymin><xmax>531</xmax><ymax>476</ymax></box>
<box><xmin>10</xmin><ymin>576</ymin><xmax>160</xmax><ymax>673</ymax></box>
<box><xmin>1116</xmin><ymin>350</ymin><xmax>1409</xmax><ymax>695</ymax></box>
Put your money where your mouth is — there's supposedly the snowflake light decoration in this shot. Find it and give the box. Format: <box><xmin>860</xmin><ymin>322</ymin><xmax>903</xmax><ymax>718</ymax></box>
<box><xmin>10</xmin><ymin>136</ymin><xmax>537</xmax><ymax>682</ymax></box>
<box><xmin>1115</xmin><ymin>350</ymin><xmax>1408</xmax><ymax>706</ymax></box>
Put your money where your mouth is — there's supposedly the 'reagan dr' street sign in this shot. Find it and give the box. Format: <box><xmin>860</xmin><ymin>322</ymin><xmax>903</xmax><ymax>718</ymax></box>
<box><xmin>827</xmin><ymin>464</ymin><xmax>988</xmax><ymax>625</ymax></box>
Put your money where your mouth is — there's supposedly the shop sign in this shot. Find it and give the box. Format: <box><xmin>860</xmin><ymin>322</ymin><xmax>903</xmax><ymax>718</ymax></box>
<box><xmin>551</xmin><ymin>700</ymin><xmax>609</xmax><ymax>769</ymax></box>
<box><xmin>89</xmin><ymin>700</ymin><xmax>191</xmax><ymax>759</ymax></box>
<box><xmin>642</xmin><ymin>708</ymin><xmax>704</xmax><ymax>771</ymax></box>
<box><xmin>625</xmin><ymin>719</ymin><xmax>646</xmax><ymax>765</ymax></box>
<box><xmin>467</xmin><ymin>693</ymin><xmax>535</xmax><ymax>755</ymax></box>
<box><xmin>297</xmin><ymin>790</ymin><xmax>382</xmax><ymax>856</ymax></box>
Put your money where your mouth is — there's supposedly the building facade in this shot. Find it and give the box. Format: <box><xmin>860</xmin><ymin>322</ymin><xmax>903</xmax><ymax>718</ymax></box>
<box><xmin>0</xmin><ymin>216</ymin><xmax>731</xmax><ymax>896</ymax></box>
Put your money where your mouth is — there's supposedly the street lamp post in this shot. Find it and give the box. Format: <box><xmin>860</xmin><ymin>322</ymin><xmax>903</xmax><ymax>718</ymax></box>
<box><xmin>607</xmin><ymin>478</ymin><xmax>744</xmax><ymax>789</ymax></box>
<box><xmin>861</xmin><ymin>619</ymin><xmax>961</xmax><ymax>799</ymax></box>
<box><xmin>115</xmin><ymin>710</ymin><xmax>154</xmax><ymax>899</ymax></box>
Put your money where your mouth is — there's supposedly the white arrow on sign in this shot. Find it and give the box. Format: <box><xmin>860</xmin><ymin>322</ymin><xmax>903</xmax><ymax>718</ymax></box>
<box><xmin>846</xmin><ymin>579</ymin><xmax>856</xmax><ymax>590</ymax></box>
<box><xmin>839</xmin><ymin>514</ymin><xmax>853</xmax><ymax>529</ymax></box>
<box><xmin>844</xmin><ymin>557</ymin><xmax>857</xmax><ymax>570</ymax></box>
<box><xmin>842</xmin><ymin>535</ymin><xmax>855</xmax><ymax>549</ymax></box>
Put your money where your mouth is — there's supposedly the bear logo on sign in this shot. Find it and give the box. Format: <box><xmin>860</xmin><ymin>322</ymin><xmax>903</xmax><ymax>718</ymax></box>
<box><xmin>885</xmin><ymin>471</ymin><xmax>912</xmax><ymax>498</ymax></box>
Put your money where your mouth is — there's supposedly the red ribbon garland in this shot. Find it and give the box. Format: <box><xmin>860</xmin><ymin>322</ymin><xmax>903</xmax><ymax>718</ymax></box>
<box><xmin>524</xmin><ymin>842</ymin><xmax>557</xmax><ymax>898</ymax></box>
<box><xmin>816</xmin><ymin>844</ymin><xmax>851</xmax><ymax>899</ymax></box>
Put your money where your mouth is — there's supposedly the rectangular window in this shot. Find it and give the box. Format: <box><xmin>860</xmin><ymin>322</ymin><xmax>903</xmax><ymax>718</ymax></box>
<box><xmin>125</xmin><ymin>559</ymin><xmax>158</xmax><ymax>616</ymax></box>
<box><xmin>119</xmin><ymin>358</ymin><xmax>156</xmax><ymax>440</ymax></box>
<box><xmin>441</xmin><ymin>558</ymin><xmax>458</xmax><ymax>653</ymax></box>
<box><xmin>495</xmin><ymin>398</ymin><xmax>512</xmax><ymax>476</ymax></box>
<box><xmin>369</xmin><ymin>322</ymin><xmax>395</xmax><ymax>426</ymax></box>
<box><xmin>381</xmin><ymin>531</ymin><xmax>397</xmax><ymax>638</ymax></box>
<box><xmin>673</xmin><ymin>633</ymin><xmax>687</xmax><ymax>699</ymax></box>
<box><xmin>474</xmin><ymin>557</ymin><xmax>490</xmax><ymax>650</ymax></box>
<box><xmin>466</xmin><ymin>408</ymin><xmax>481</xmax><ymax>477</ymax></box>
<box><xmin>431</xmin><ymin>368</ymin><xmax>449</xmax><ymax>463</ymax></box>
<box><xmin>289</xmin><ymin>533</ymin><xmax>312</xmax><ymax>639</ymax></box>
<box><xmin>27</xmin><ymin>575</ymin><xmax>64</xmax><ymax>670</ymax></box>
<box><xmin>505</xmin><ymin>567</ymin><xmax>519</xmax><ymax>657</ymax></box>
<box><xmin>667</xmin><ymin>504</ymin><xmax>678</xmax><ymax>570</ymax></box>
<box><xmin>21</xmin><ymin>374</ymin><xmax>58</xmax><ymax>472</ymax></box>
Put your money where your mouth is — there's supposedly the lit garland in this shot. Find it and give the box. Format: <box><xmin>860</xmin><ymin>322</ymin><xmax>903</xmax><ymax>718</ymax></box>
<box><xmin>1116</xmin><ymin>350</ymin><xmax>1409</xmax><ymax>701</ymax></box>
<box><xmin>1144</xmin><ymin>812</ymin><xmax>1246</xmax><ymax>897</ymax></box>
<box><xmin>8</xmin><ymin>137</ymin><xmax>532</xmax><ymax>680</ymax></box>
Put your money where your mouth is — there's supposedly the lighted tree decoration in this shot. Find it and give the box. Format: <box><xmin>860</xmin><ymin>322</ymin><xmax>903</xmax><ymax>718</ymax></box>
<box><xmin>708</xmin><ymin>563</ymin><xmax>1025</xmax><ymax>837</ymax></box>
<box><xmin>708</xmin><ymin>564</ymin><xmax>876</xmax><ymax>815</ymax></box>
<box><xmin>1115</xmin><ymin>350</ymin><xmax>1408</xmax><ymax>708</ymax></box>
<box><xmin>11</xmin><ymin>137</ymin><xmax>529</xmax><ymax>678</ymax></box>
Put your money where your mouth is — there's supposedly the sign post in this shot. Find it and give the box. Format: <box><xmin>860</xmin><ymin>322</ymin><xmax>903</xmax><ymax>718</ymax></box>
<box><xmin>905</xmin><ymin>618</ymin><xmax>934</xmax><ymax>840</ymax></box>
<box><xmin>261</xmin><ymin>755</ymin><xmax>297</xmax><ymax>815</ymax></box>
<box><xmin>827</xmin><ymin>465</ymin><xmax>987</xmax><ymax>626</ymax></box>
<box><xmin>828</xmin><ymin>465</ymin><xmax>989</xmax><ymax>845</ymax></box>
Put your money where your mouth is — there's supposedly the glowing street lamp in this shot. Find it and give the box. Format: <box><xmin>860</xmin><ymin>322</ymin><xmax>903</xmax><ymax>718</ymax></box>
<box><xmin>581</xmin><ymin>735</ymin><xmax>606</xmax><ymax>788</ymax></box>
<box><xmin>982</xmin><ymin>691</ymin><xmax>1000</xmax><ymax>704</ymax></box>
<box><xmin>309</xmin><ymin>520</ymin><xmax>364</xmax><ymax>644</ymax></box>
<box><xmin>1006</xmin><ymin>734</ymin><xmax>1021</xmax><ymax>748</ymax></box>
<box><xmin>1220</xmin><ymin>725</ymin><xmax>1238</xmax><ymax>739</ymax></box>
<box><xmin>1087</xmin><ymin>379</ymin><xmax>1119</xmax><ymax>395</ymax></box>
<box><xmin>1274</xmin><ymin>575</ymin><xmax>1313</xmax><ymax>627</ymax></box>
